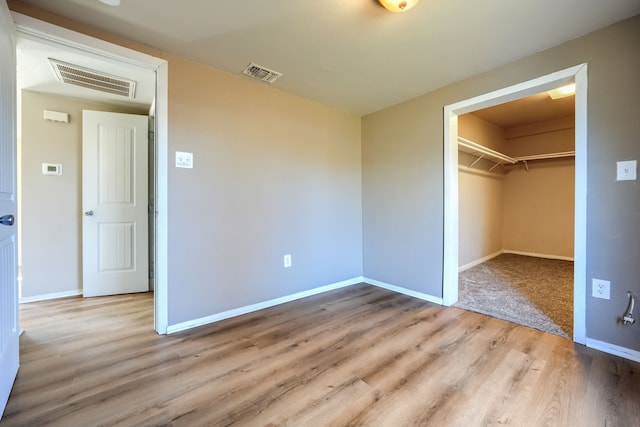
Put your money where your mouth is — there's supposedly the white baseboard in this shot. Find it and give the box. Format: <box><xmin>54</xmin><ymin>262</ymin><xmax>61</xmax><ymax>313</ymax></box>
<box><xmin>167</xmin><ymin>277</ymin><xmax>364</xmax><ymax>334</ymax></box>
<box><xmin>503</xmin><ymin>250</ymin><xmax>574</xmax><ymax>261</ymax></box>
<box><xmin>364</xmin><ymin>278</ymin><xmax>443</xmax><ymax>305</ymax></box>
<box><xmin>586</xmin><ymin>338</ymin><xmax>640</xmax><ymax>363</ymax></box>
<box><xmin>459</xmin><ymin>250</ymin><xmax>504</xmax><ymax>272</ymax></box>
<box><xmin>20</xmin><ymin>290</ymin><xmax>82</xmax><ymax>304</ymax></box>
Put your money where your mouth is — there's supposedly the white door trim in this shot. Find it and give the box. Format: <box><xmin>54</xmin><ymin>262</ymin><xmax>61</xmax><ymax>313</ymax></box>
<box><xmin>443</xmin><ymin>64</ymin><xmax>587</xmax><ymax>345</ymax></box>
<box><xmin>12</xmin><ymin>12</ymin><xmax>169</xmax><ymax>334</ymax></box>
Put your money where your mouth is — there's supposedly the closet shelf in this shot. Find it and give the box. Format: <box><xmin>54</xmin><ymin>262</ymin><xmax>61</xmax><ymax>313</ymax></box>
<box><xmin>458</xmin><ymin>136</ymin><xmax>575</xmax><ymax>172</ymax></box>
<box><xmin>513</xmin><ymin>151</ymin><xmax>575</xmax><ymax>161</ymax></box>
<box><xmin>458</xmin><ymin>137</ymin><xmax>516</xmax><ymax>171</ymax></box>
<box><xmin>514</xmin><ymin>151</ymin><xmax>575</xmax><ymax>171</ymax></box>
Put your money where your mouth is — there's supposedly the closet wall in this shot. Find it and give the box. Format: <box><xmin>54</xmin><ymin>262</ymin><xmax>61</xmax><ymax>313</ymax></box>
<box><xmin>458</xmin><ymin>113</ymin><xmax>575</xmax><ymax>269</ymax></box>
<box><xmin>502</xmin><ymin>119</ymin><xmax>575</xmax><ymax>258</ymax></box>
<box><xmin>458</xmin><ymin>114</ymin><xmax>506</xmax><ymax>267</ymax></box>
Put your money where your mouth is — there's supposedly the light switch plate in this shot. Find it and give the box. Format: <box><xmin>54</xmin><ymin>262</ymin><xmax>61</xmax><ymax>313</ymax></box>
<box><xmin>616</xmin><ymin>160</ymin><xmax>636</xmax><ymax>181</ymax></box>
<box><xmin>176</xmin><ymin>151</ymin><xmax>193</xmax><ymax>168</ymax></box>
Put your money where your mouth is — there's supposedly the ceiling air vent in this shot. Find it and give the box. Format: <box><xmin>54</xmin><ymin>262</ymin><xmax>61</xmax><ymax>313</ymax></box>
<box><xmin>241</xmin><ymin>63</ymin><xmax>282</xmax><ymax>84</ymax></box>
<box><xmin>49</xmin><ymin>58</ymin><xmax>137</xmax><ymax>98</ymax></box>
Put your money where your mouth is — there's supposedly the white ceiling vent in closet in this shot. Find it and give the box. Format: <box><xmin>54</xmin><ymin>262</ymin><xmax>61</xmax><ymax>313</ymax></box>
<box><xmin>241</xmin><ymin>63</ymin><xmax>282</xmax><ymax>83</ymax></box>
<box><xmin>49</xmin><ymin>58</ymin><xmax>137</xmax><ymax>98</ymax></box>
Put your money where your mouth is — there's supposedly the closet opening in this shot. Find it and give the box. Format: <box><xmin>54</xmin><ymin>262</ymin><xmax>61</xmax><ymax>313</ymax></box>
<box><xmin>443</xmin><ymin>64</ymin><xmax>587</xmax><ymax>344</ymax></box>
<box><xmin>455</xmin><ymin>91</ymin><xmax>575</xmax><ymax>338</ymax></box>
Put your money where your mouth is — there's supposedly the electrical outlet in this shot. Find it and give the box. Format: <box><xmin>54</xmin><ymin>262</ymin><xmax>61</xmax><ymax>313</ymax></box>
<box><xmin>283</xmin><ymin>254</ymin><xmax>292</xmax><ymax>268</ymax></box>
<box><xmin>175</xmin><ymin>151</ymin><xmax>193</xmax><ymax>168</ymax></box>
<box><xmin>592</xmin><ymin>279</ymin><xmax>610</xmax><ymax>300</ymax></box>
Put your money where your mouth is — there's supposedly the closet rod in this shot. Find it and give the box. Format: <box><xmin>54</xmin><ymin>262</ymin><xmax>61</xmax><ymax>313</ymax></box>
<box><xmin>513</xmin><ymin>151</ymin><xmax>575</xmax><ymax>161</ymax></box>
<box><xmin>457</xmin><ymin>136</ymin><xmax>517</xmax><ymax>165</ymax></box>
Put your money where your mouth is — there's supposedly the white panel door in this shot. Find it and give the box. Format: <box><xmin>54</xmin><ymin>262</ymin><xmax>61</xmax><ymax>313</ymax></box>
<box><xmin>82</xmin><ymin>110</ymin><xmax>149</xmax><ymax>297</ymax></box>
<box><xmin>0</xmin><ymin>0</ymin><xmax>19</xmax><ymax>419</ymax></box>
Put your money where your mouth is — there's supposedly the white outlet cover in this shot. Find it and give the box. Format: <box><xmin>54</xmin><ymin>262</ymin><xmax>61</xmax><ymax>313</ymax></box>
<box><xmin>176</xmin><ymin>151</ymin><xmax>193</xmax><ymax>168</ymax></box>
<box><xmin>592</xmin><ymin>278</ymin><xmax>610</xmax><ymax>300</ymax></box>
<box><xmin>616</xmin><ymin>160</ymin><xmax>636</xmax><ymax>181</ymax></box>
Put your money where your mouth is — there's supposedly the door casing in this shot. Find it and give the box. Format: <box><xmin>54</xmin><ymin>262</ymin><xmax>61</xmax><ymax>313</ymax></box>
<box><xmin>12</xmin><ymin>12</ymin><xmax>169</xmax><ymax>334</ymax></box>
<box><xmin>442</xmin><ymin>64</ymin><xmax>588</xmax><ymax>344</ymax></box>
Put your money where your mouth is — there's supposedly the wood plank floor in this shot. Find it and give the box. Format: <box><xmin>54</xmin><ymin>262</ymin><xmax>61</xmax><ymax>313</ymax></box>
<box><xmin>1</xmin><ymin>283</ymin><xmax>639</xmax><ymax>426</ymax></box>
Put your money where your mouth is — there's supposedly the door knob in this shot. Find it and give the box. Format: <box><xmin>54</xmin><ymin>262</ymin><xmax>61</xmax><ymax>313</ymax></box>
<box><xmin>84</xmin><ymin>210</ymin><xmax>94</xmax><ymax>216</ymax></box>
<box><xmin>0</xmin><ymin>214</ymin><xmax>14</xmax><ymax>226</ymax></box>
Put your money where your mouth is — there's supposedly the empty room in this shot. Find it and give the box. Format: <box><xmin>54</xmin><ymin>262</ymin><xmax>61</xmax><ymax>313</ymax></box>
<box><xmin>1</xmin><ymin>0</ymin><xmax>639</xmax><ymax>425</ymax></box>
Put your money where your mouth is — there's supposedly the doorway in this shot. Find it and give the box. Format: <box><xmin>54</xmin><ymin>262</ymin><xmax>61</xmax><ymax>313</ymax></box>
<box><xmin>442</xmin><ymin>64</ymin><xmax>587</xmax><ymax>344</ymax></box>
<box><xmin>455</xmin><ymin>95</ymin><xmax>576</xmax><ymax>337</ymax></box>
<box><xmin>12</xmin><ymin>12</ymin><xmax>169</xmax><ymax>333</ymax></box>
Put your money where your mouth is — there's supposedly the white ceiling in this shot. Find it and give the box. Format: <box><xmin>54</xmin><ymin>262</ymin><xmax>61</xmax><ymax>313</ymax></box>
<box><xmin>13</xmin><ymin>0</ymin><xmax>640</xmax><ymax>115</ymax></box>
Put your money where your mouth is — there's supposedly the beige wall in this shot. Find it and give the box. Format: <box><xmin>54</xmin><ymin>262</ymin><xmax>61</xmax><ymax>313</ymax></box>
<box><xmin>503</xmin><ymin>123</ymin><xmax>575</xmax><ymax>258</ymax></box>
<box><xmin>164</xmin><ymin>53</ymin><xmax>363</xmax><ymax>323</ymax></box>
<box><xmin>458</xmin><ymin>114</ymin><xmax>505</xmax><ymax>267</ymax></box>
<box><xmin>460</xmin><ymin>113</ymin><xmax>506</xmax><ymax>153</ymax></box>
<box><xmin>504</xmin><ymin>118</ymin><xmax>575</xmax><ymax>157</ymax></box>
<box><xmin>20</xmin><ymin>90</ymin><xmax>148</xmax><ymax>298</ymax></box>
<box><xmin>11</xmin><ymin>2</ymin><xmax>363</xmax><ymax>326</ymax></box>
<box><xmin>458</xmin><ymin>114</ymin><xmax>575</xmax><ymax>265</ymax></box>
<box><xmin>458</xmin><ymin>172</ymin><xmax>504</xmax><ymax>266</ymax></box>
<box><xmin>503</xmin><ymin>158</ymin><xmax>575</xmax><ymax>257</ymax></box>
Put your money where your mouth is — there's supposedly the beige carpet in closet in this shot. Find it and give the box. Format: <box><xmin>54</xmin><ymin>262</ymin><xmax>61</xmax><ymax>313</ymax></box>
<box><xmin>455</xmin><ymin>253</ymin><xmax>573</xmax><ymax>338</ymax></box>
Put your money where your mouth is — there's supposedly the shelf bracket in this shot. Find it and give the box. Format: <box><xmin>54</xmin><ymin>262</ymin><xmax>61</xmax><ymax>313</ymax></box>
<box><xmin>468</xmin><ymin>154</ymin><xmax>485</xmax><ymax>168</ymax></box>
<box><xmin>489</xmin><ymin>161</ymin><xmax>503</xmax><ymax>172</ymax></box>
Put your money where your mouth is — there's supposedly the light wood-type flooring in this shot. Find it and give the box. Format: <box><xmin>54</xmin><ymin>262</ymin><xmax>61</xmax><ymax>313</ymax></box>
<box><xmin>2</xmin><ymin>283</ymin><xmax>639</xmax><ymax>426</ymax></box>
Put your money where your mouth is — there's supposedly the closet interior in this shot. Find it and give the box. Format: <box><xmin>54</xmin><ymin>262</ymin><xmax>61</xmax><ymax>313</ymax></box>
<box><xmin>455</xmin><ymin>88</ymin><xmax>576</xmax><ymax>338</ymax></box>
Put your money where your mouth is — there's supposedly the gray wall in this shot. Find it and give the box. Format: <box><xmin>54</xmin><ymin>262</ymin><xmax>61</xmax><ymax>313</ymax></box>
<box><xmin>362</xmin><ymin>15</ymin><xmax>640</xmax><ymax>350</ymax></box>
<box><xmin>20</xmin><ymin>90</ymin><xmax>147</xmax><ymax>298</ymax></box>
<box><xmin>165</xmin><ymin>53</ymin><xmax>363</xmax><ymax>325</ymax></box>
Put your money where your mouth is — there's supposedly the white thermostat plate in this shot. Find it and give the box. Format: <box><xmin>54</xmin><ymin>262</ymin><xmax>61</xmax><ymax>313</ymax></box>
<box><xmin>42</xmin><ymin>163</ymin><xmax>62</xmax><ymax>175</ymax></box>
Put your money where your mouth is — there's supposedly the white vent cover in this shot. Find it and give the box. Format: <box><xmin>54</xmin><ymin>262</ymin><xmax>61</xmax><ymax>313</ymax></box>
<box><xmin>49</xmin><ymin>58</ymin><xmax>137</xmax><ymax>98</ymax></box>
<box><xmin>241</xmin><ymin>63</ymin><xmax>282</xmax><ymax>83</ymax></box>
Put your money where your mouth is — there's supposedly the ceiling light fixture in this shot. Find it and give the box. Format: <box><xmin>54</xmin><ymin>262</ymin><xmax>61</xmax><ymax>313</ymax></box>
<box><xmin>378</xmin><ymin>0</ymin><xmax>420</xmax><ymax>13</ymax></box>
<box><xmin>99</xmin><ymin>0</ymin><xmax>121</xmax><ymax>6</ymax></box>
<box><xmin>547</xmin><ymin>83</ymin><xmax>576</xmax><ymax>99</ymax></box>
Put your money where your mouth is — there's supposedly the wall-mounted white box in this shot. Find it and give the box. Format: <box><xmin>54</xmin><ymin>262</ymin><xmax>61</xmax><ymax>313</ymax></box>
<box><xmin>616</xmin><ymin>160</ymin><xmax>637</xmax><ymax>181</ymax></box>
<box><xmin>42</xmin><ymin>163</ymin><xmax>62</xmax><ymax>175</ymax></box>
<box><xmin>592</xmin><ymin>278</ymin><xmax>610</xmax><ymax>300</ymax></box>
<box><xmin>176</xmin><ymin>151</ymin><xmax>193</xmax><ymax>168</ymax></box>
<box><xmin>43</xmin><ymin>110</ymin><xmax>69</xmax><ymax>123</ymax></box>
